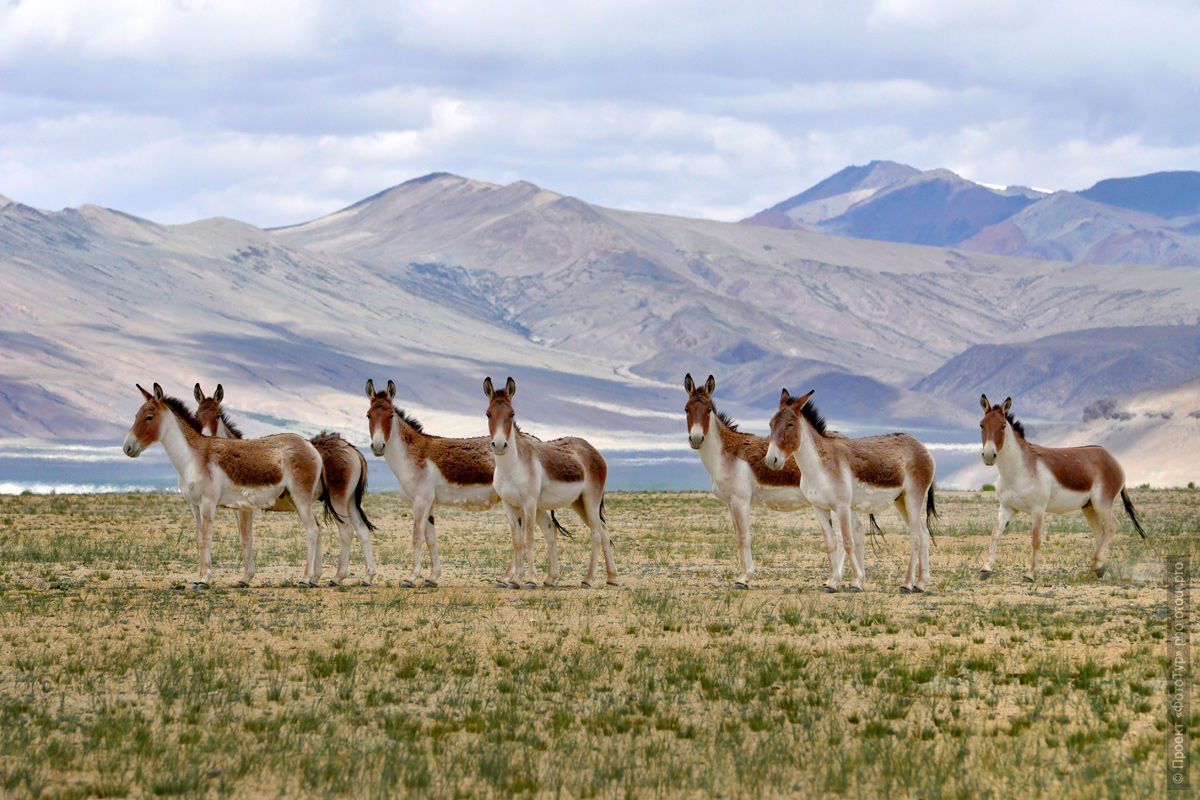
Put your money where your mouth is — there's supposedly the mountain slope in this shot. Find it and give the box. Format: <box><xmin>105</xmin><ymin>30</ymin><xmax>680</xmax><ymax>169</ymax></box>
<box><xmin>1079</xmin><ymin>171</ymin><xmax>1200</xmax><ymax>219</ymax></box>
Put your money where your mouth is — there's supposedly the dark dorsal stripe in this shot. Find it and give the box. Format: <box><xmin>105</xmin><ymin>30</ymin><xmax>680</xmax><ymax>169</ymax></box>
<box><xmin>715</xmin><ymin>410</ymin><xmax>739</xmax><ymax>431</ymax></box>
<box><xmin>162</xmin><ymin>395</ymin><xmax>203</xmax><ymax>433</ymax></box>
<box><xmin>800</xmin><ymin>400</ymin><xmax>828</xmax><ymax>437</ymax></box>
<box><xmin>220</xmin><ymin>410</ymin><xmax>244</xmax><ymax>439</ymax></box>
<box><xmin>1005</xmin><ymin>411</ymin><xmax>1026</xmax><ymax>439</ymax></box>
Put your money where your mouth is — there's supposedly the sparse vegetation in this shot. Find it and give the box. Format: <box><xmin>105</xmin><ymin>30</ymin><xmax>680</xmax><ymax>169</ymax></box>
<box><xmin>0</xmin><ymin>489</ymin><xmax>1195</xmax><ymax>798</ymax></box>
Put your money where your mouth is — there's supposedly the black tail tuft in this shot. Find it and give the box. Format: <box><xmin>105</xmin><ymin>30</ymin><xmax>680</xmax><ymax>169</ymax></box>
<box><xmin>868</xmin><ymin>514</ymin><xmax>884</xmax><ymax>539</ymax></box>
<box><xmin>599</xmin><ymin>497</ymin><xmax>607</xmax><ymax>525</ymax></box>
<box><xmin>319</xmin><ymin>471</ymin><xmax>345</xmax><ymax>526</ymax></box>
<box><xmin>1121</xmin><ymin>488</ymin><xmax>1146</xmax><ymax>539</ymax></box>
<box><xmin>353</xmin><ymin>463</ymin><xmax>376</xmax><ymax>533</ymax></box>
<box><xmin>925</xmin><ymin>483</ymin><xmax>938</xmax><ymax>545</ymax></box>
<box><xmin>549</xmin><ymin>510</ymin><xmax>574</xmax><ymax>539</ymax></box>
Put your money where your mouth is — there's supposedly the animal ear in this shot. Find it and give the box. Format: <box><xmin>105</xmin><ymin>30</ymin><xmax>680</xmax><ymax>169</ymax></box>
<box><xmin>683</xmin><ymin>373</ymin><xmax>694</xmax><ymax>394</ymax></box>
<box><xmin>365</xmin><ymin>379</ymin><xmax>375</xmax><ymax>399</ymax></box>
<box><xmin>137</xmin><ymin>383</ymin><xmax>153</xmax><ymax>401</ymax></box>
<box><xmin>1001</xmin><ymin>397</ymin><xmax>1012</xmax><ymax>415</ymax></box>
<box><xmin>779</xmin><ymin>388</ymin><xmax>791</xmax><ymax>406</ymax></box>
<box><xmin>980</xmin><ymin>394</ymin><xmax>990</xmax><ymax>412</ymax></box>
<box><xmin>505</xmin><ymin>377</ymin><xmax>516</xmax><ymax>398</ymax></box>
<box><xmin>797</xmin><ymin>389</ymin><xmax>816</xmax><ymax>410</ymax></box>
<box><xmin>194</xmin><ymin>383</ymin><xmax>205</xmax><ymax>404</ymax></box>
<box><xmin>214</xmin><ymin>384</ymin><xmax>223</xmax><ymax>403</ymax></box>
<box><xmin>386</xmin><ymin>380</ymin><xmax>397</xmax><ymax>400</ymax></box>
<box><xmin>483</xmin><ymin>377</ymin><xmax>494</xmax><ymax>398</ymax></box>
<box><xmin>705</xmin><ymin>375</ymin><xmax>715</xmax><ymax>395</ymax></box>
<box><xmin>152</xmin><ymin>383</ymin><xmax>164</xmax><ymax>401</ymax></box>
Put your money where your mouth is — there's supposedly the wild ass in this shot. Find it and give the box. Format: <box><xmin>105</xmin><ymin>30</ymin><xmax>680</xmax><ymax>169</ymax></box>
<box><xmin>122</xmin><ymin>383</ymin><xmax>333</xmax><ymax>587</ymax></box>
<box><xmin>684</xmin><ymin>373</ymin><xmax>869</xmax><ymax>589</ymax></box>
<box><xmin>978</xmin><ymin>394</ymin><xmax>1145</xmax><ymax>580</ymax></box>
<box><xmin>366</xmin><ymin>378</ymin><xmax>556</xmax><ymax>588</ymax></box>
<box><xmin>484</xmin><ymin>376</ymin><xmax>617</xmax><ymax>589</ymax></box>
<box><xmin>765</xmin><ymin>389</ymin><xmax>937</xmax><ymax>593</ymax></box>
<box><xmin>194</xmin><ymin>383</ymin><xmax>377</xmax><ymax>586</ymax></box>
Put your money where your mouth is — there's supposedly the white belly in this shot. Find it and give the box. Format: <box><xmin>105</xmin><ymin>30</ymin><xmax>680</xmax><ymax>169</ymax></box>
<box><xmin>754</xmin><ymin>484</ymin><xmax>809</xmax><ymax>512</ymax></box>
<box><xmin>850</xmin><ymin>484</ymin><xmax>901</xmax><ymax>514</ymax></box>
<box><xmin>218</xmin><ymin>484</ymin><xmax>286</xmax><ymax>510</ymax></box>
<box><xmin>435</xmin><ymin>483</ymin><xmax>500</xmax><ymax>511</ymax></box>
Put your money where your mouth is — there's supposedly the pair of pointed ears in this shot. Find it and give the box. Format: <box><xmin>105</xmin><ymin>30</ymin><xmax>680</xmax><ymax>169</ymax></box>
<box><xmin>193</xmin><ymin>383</ymin><xmax>224</xmax><ymax>404</ymax></box>
<box><xmin>683</xmin><ymin>373</ymin><xmax>716</xmax><ymax>395</ymax></box>
<box><xmin>137</xmin><ymin>383</ymin><xmax>165</xmax><ymax>402</ymax></box>
<box><xmin>779</xmin><ymin>388</ymin><xmax>815</xmax><ymax>408</ymax></box>
<box><xmin>365</xmin><ymin>379</ymin><xmax>397</xmax><ymax>400</ymax></box>
<box><xmin>484</xmin><ymin>376</ymin><xmax>517</xmax><ymax>399</ymax></box>
<box><xmin>980</xmin><ymin>394</ymin><xmax>1012</xmax><ymax>414</ymax></box>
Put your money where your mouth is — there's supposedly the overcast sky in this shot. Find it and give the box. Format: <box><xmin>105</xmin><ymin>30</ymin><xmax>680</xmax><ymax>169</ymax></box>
<box><xmin>2</xmin><ymin>0</ymin><xmax>1198</xmax><ymax>228</ymax></box>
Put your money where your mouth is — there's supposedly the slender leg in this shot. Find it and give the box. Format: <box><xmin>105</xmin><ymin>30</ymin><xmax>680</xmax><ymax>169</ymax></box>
<box><xmin>403</xmin><ymin>498</ymin><xmax>432</xmax><ymax>587</ymax></box>
<box><xmin>294</xmin><ymin>499</ymin><xmax>322</xmax><ymax>586</ymax></box>
<box><xmin>1082</xmin><ymin>503</ymin><xmax>1115</xmax><ymax>578</ymax></box>
<box><xmin>236</xmin><ymin>509</ymin><xmax>255</xmax><ymax>586</ymax></box>
<box><xmin>354</xmin><ymin>503</ymin><xmax>377</xmax><ymax>586</ymax></box>
<box><xmin>980</xmin><ymin>504</ymin><xmax>1015</xmax><ymax>577</ymax></box>
<box><xmin>812</xmin><ymin>508</ymin><xmax>839</xmax><ymax>592</ymax></box>
<box><xmin>597</xmin><ymin>503</ymin><xmax>618</xmax><ymax>586</ymax></box>
<box><xmin>521</xmin><ymin>502</ymin><xmax>539</xmax><ymax>588</ymax></box>
<box><xmin>835</xmin><ymin>506</ymin><xmax>861</xmax><ymax>591</ymax></box>
<box><xmin>846</xmin><ymin>513</ymin><xmax>866</xmax><ymax>591</ymax></box>
<box><xmin>501</xmin><ymin>504</ymin><xmax>521</xmax><ymax>588</ymax></box>
<box><xmin>196</xmin><ymin>501</ymin><xmax>215</xmax><ymax>586</ymax></box>
<box><xmin>331</xmin><ymin>509</ymin><xmax>354</xmax><ymax>586</ymax></box>
<box><xmin>424</xmin><ymin>515</ymin><xmax>441</xmax><ymax>587</ymax></box>
<box><xmin>729</xmin><ymin>497</ymin><xmax>754</xmax><ymax>588</ymax></box>
<box><xmin>539</xmin><ymin>512</ymin><xmax>559</xmax><ymax>587</ymax></box>
<box><xmin>1026</xmin><ymin>510</ymin><xmax>1045</xmax><ymax>581</ymax></box>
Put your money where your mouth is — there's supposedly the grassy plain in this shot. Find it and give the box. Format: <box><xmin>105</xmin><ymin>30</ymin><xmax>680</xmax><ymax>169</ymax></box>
<box><xmin>0</xmin><ymin>488</ymin><xmax>1196</xmax><ymax>799</ymax></box>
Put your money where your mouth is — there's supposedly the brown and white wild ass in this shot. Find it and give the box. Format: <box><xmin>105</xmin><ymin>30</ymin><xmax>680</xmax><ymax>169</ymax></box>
<box><xmin>484</xmin><ymin>376</ymin><xmax>617</xmax><ymax>589</ymax></box>
<box><xmin>765</xmin><ymin>389</ymin><xmax>937</xmax><ymax>593</ymax></box>
<box><xmin>684</xmin><ymin>373</ymin><xmax>870</xmax><ymax>589</ymax></box>
<box><xmin>366</xmin><ymin>378</ymin><xmax>556</xmax><ymax>588</ymax></box>
<box><xmin>978</xmin><ymin>394</ymin><xmax>1145</xmax><ymax>580</ymax></box>
<box><xmin>123</xmin><ymin>383</ymin><xmax>334</xmax><ymax>587</ymax></box>
<box><xmin>194</xmin><ymin>383</ymin><xmax>377</xmax><ymax>587</ymax></box>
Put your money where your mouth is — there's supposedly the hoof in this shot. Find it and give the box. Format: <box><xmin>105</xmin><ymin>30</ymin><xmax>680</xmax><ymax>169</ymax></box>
<box><xmin>1094</xmin><ymin>566</ymin><xmax>1106</xmax><ymax>579</ymax></box>
<box><xmin>328</xmin><ymin>580</ymin><xmax>341</xmax><ymax>588</ymax></box>
<box><xmin>505</xmin><ymin>581</ymin><xmax>520</xmax><ymax>590</ymax></box>
<box><xmin>422</xmin><ymin>579</ymin><xmax>438</xmax><ymax>588</ymax></box>
<box><xmin>189</xmin><ymin>581</ymin><xmax>210</xmax><ymax>590</ymax></box>
<box><xmin>524</xmin><ymin>582</ymin><xmax>538</xmax><ymax>590</ymax></box>
<box><xmin>979</xmin><ymin>569</ymin><xmax>992</xmax><ymax>580</ymax></box>
<box><xmin>606</xmin><ymin>580</ymin><xmax>619</xmax><ymax>587</ymax></box>
<box><xmin>494</xmin><ymin>580</ymin><xmax>509</xmax><ymax>588</ymax></box>
<box><xmin>899</xmin><ymin>585</ymin><xmax>913</xmax><ymax>594</ymax></box>
<box><xmin>235</xmin><ymin>580</ymin><xmax>250</xmax><ymax>588</ymax></box>
<box><xmin>846</xmin><ymin>586</ymin><xmax>864</xmax><ymax>593</ymax></box>
<box><xmin>1022</xmin><ymin>575</ymin><xmax>1035</xmax><ymax>583</ymax></box>
<box><xmin>400</xmin><ymin>579</ymin><xmax>416</xmax><ymax>588</ymax></box>
<box><xmin>733</xmin><ymin>581</ymin><xmax>749</xmax><ymax>590</ymax></box>
<box><xmin>580</xmin><ymin>580</ymin><xmax>591</xmax><ymax>588</ymax></box>
<box><xmin>297</xmin><ymin>581</ymin><xmax>314</xmax><ymax>589</ymax></box>
<box><xmin>911</xmin><ymin>586</ymin><xmax>925</xmax><ymax>594</ymax></box>
<box><xmin>822</xmin><ymin>585</ymin><xmax>837</xmax><ymax>594</ymax></box>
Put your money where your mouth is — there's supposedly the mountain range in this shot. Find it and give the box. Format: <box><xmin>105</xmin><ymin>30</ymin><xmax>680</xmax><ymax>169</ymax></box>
<box><xmin>742</xmin><ymin>161</ymin><xmax>1200</xmax><ymax>266</ymax></box>
<box><xmin>3</xmin><ymin>164</ymin><xmax>1200</xmax><ymax>488</ymax></box>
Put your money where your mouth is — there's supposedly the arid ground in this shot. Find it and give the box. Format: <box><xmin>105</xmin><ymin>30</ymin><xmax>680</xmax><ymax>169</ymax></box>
<box><xmin>0</xmin><ymin>489</ymin><xmax>1196</xmax><ymax>798</ymax></box>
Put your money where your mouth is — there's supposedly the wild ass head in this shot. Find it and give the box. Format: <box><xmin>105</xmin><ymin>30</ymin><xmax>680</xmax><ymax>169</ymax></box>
<box><xmin>483</xmin><ymin>376</ymin><xmax>517</xmax><ymax>456</ymax></box>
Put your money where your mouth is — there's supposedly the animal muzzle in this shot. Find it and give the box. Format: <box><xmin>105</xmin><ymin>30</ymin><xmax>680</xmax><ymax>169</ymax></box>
<box><xmin>688</xmin><ymin>433</ymin><xmax>703</xmax><ymax>450</ymax></box>
<box><xmin>122</xmin><ymin>433</ymin><xmax>143</xmax><ymax>458</ymax></box>
<box><xmin>491</xmin><ymin>437</ymin><xmax>508</xmax><ymax>455</ymax></box>
<box><xmin>980</xmin><ymin>444</ymin><xmax>997</xmax><ymax>466</ymax></box>
<box><xmin>370</xmin><ymin>433</ymin><xmax>386</xmax><ymax>457</ymax></box>
<box><xmin>763</xmin><ymin>443</ymin><xmax>786</xmax><ymax>471</ymax></box>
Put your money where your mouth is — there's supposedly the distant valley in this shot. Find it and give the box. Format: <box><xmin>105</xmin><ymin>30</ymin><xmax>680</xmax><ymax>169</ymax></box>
<box><xmin>2</xmin><ymin>163</ymin><xmax>1199</xmax><ymax>489</ymax></box>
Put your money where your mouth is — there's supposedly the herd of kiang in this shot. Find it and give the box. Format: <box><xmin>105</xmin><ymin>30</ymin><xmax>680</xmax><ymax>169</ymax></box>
<box><xmin>122</xmin><ymin>373</ymin><xmax>1145</xmax><ymax>592</ymax></box>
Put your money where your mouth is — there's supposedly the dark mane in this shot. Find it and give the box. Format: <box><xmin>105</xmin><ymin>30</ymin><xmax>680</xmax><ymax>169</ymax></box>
<box><xmin>161</xmin><ymin>395</ymin><xmax>202</xmax><ymax>433</ymax></box>
<box><xmin>799</xmin><ymin>399</ymin><xmax>828</xmax><ymax>437</ymax></box>
<box><xmin>220</xmin><ymin>410</ymin><xmax>244</xmax><ymax>439</ymax></box>
<box><xmin>716</xmin><ymin>410</ymin><xmax>739</xmax><ymax>432</ymax></box>
<box><xmin>395</xmin><ymin>406</ymin><xmax>424</xmax><ymax>433</ymax></box>
<box><xmin>1005</xmin><ymin>410</ymin><xmax>1026</xmax><ymax>439</ymax></box>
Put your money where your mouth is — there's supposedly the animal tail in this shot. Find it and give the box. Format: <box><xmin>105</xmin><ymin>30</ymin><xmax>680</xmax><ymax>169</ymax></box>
<box><xmin>867</xmin><ymin>513</ymin><xmax>884</xmax><ymax>555</ymax></box>
<box><xmin>319</xmin><ymin>467</ymin><xmax>345</xmax><ymax>526</ymax></box>
<box><xmin>550</xmin><ymin>510</ymin><xmax>574</xmax><ymax>539</ymax></box>
<box><xmin>599</xmin><ymin>497</ymin><xmax>607</xmax><ymax>526</ymax></box>
<box><xmin>925</xmin><ymin>482</ymin><xmax>939</xmax><ymax>545</ymax></box>
<box><xmin>353</xmin><ymin>452</ymin><xmax>376</xmax><ymax>533</ymax></box>
<box><xmin>1121</xmin><ymin>488</ymin><xmax>1146</xmax><ymax>539</ymax></box>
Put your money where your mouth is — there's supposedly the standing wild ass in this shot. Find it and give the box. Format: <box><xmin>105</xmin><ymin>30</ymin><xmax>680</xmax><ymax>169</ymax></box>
<box><xmin>684</xmin><ymin>373</ymin><xmax>868</xmax><ymax>589</ymax></box>
<box><xmin>765</xmin><ymin>389</ymin><xmax>937</xmax><ymax>593</ymax></box>
<box><xmin>366</xmin><ymin>378</ymin><xmax>556</xmax><ymax>588</ymax></box>
<box><xmin>484</xmin><ymin>376</ymin><xmax>617</xmax><ymax>589</ymax></box>
<box><xmin>194</xmin><ymin>383</ymin><xmax>377</xmax><ymax>586</ymax></box>
<box><xmin>978</xmin><ymin>394</ymin><xmax>1145</xmax><ymax>580</ymax></box>
<box><xmin>123</xmin><ymin>383</ymin><xmax>333</xmax><ymax>587</ymax></box>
